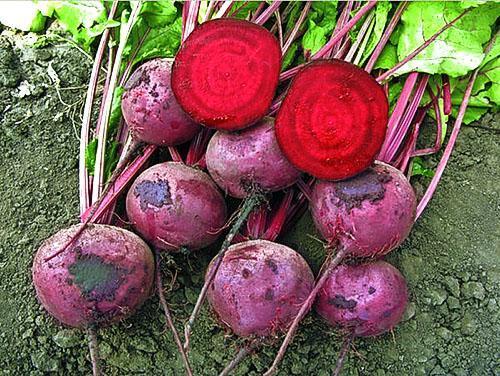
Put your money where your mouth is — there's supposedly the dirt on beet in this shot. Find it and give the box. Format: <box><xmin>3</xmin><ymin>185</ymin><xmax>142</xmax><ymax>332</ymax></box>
<box><xmin>0</xmin><ymin>31</ymin><xmax>498</xmax><ymax>375</ymax></box>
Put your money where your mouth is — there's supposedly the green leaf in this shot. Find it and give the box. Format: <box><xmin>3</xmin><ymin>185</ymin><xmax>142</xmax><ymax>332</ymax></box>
<box><xmin>108</xmin><ymin>86</ymin><xmax>125</xmax><ymax>137</ymax></box>
<box><xmin>228</xmin><ymin>1</ymin><xmax>262</xmax><ymax>20</ymax></box>
<box><xmin>301</xmin><ymin>1</ymin><xmax>337</xmax><ymax>55</ymax></box>
<box><xmin>395</xmin><ymin>2</ymin><xmax>500</xmax><ymax>77</ymax></box>
<box><xmin>85</xmin><ymin>138</ymin><xmax>98</xmax><ymax>175</ymax></box>
<box><xmin>282</xmin><ymin>42</ymin><xmax>298</xmax><ymax>71</ymax></box>
<box><xmin>411</xmin><ymin>157</ymin><xmax>435</xmax><ymax>178</ymax></box>
<box><xmin>139</xmin><ymin>0</ymin><xmax>177</xmax><ymax>28</ymax></box>
<box><xmin>36</xmin><ymin>1</ymin><xmax>111</xmax><ymax>50</ymax></box>
<box><xmin>103</xmin><ymin>141</ymin><xmax>120</xmax><ymax>183</ymax></box>
<box><xmin>359</xmin><ymin>1</ymin><xmax>392</xmax><ymax>65</ymax></box>
<box><xmin>302</xmin><ymin>20</ymin><xmax>328</xmax><ymax>55</ymax></box>
<box><xmin>374</xmin><ymin>43</ymin><xmax>397</xmax><ymax>70</ymax></box>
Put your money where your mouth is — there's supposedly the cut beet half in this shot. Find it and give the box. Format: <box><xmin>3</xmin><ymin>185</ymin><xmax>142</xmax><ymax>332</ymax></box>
<box><xmin>171</xmin><ymin>18</ymin><xmax>282</xmax><ymax>131</ymax></box>
<box><xmin>275</xmin><ymin>59</ymin><xmax>388</xmax><ymax>180</ymax></box>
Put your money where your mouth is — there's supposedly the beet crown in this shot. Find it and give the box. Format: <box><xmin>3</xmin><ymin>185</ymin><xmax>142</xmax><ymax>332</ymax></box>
<box><xmin>275</xmin><ymin>59</ymin><xmax>388</xmax><ymax>180</ymax></box>
<box><xmin>172</xmin><ymin>18</ymin><xmax>282</xmax><ymax>131</ymax></box>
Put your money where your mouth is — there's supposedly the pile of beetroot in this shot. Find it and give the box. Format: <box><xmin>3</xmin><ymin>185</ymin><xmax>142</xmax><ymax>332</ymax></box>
<box><xmin>31</xmin><ymin>2</ymin><xmax>493</xmax><ymax>375</ymax></box>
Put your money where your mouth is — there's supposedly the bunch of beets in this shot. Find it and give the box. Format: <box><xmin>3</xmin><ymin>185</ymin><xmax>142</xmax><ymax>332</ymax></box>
<box><xmin>33</xmin><ymin>13</ymin><xmax>453</xmax><ymax>376</ymax></box>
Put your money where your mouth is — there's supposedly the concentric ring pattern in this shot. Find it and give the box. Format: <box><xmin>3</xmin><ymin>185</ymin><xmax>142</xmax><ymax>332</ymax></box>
<box><xmin>275</xmin><ymin>59</ymin><xmax>388</xmax><ymax>180</ymax></box>
<box><xmin>172</xmin><ymin>18</ymin><xmax>282</xmax><ymax>131</ymax></box>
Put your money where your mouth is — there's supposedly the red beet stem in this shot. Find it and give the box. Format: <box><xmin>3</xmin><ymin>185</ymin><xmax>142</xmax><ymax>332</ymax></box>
<box><xmin>254</xmin><ymin>1</ymin><xmax>282</xmax><ymax>25</ymax></box>
<box><xmin>282</xmin><ymin>2</ymin><xmax>311</xmax><ymax>55</ymax></box>
<box><xmin>411</xmin><ymin>89</ymin><xmax>444</xmax><ymax>158</ymax></box>
<box><xmin>442</xmin><ymin>75</ymin><xmax>452</xmax><ymax>115</ymax></box>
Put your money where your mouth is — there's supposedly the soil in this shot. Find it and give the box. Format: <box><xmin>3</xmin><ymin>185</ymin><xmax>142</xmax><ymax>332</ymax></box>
<box><xmin>0</xmin><ymin>32</ymin><xmax>498</xmax><ymax>375</ymax></box>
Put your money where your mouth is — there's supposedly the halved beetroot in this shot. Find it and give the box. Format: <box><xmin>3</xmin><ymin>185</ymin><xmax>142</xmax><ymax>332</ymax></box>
<box><xmin>275</xmin><ymin>60</ymin><xmax>388</xmax><ymax>180</ymax></box>
<box><xmin>171</xmin><ymin>18</ymin><xmax>281</xmax><ymax>131</ymax></box>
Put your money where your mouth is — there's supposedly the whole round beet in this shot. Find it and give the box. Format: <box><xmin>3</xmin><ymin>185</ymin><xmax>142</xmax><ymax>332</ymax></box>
<box><xmin>206</xmin><ymin>117</ymin><xmax>301</xmax><ymax>198</ymax></box>
<box><xmin>32</xmin><ymin>224</ymin><xmax>154</xmax><ymax>328</ymax></box>
<box><xmin>126</xmin><ymin>162</ymin><xmax>227</xmax><ymax>251</ymax></box>
<box><xmin>315</xmin><ymin>261</ymin><xmax>408</xmax><ymax>337</ymax></box>
<box><xmin>207</xmin><ymin>240</ymin><xmax>314</xmax><ymax>337</ymax></box>
<box><xmin>311</xmin><ymin>161</ymin><xmax>416</xmax><ymax>258</ymax></box>
<box><xmin>122</xmin><ymin>58</ymin><xmax>201</xmax><ymax>146</ymax></box>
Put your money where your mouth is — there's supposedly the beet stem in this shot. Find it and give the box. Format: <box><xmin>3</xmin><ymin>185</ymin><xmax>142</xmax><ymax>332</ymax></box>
<box><xmin>344</xmin><ymin>12</ymin><xmax>375</xmax><ymax>64</ymax></box>
<box><xmin>262</xmin><ymin>190</ymin><xmax>293</xmax><ymax>242</ymax></box>
<box><xmin>328</xmin><ymin>0</ymin><xmax>354</xmax><ymax>58</ymax></box>
<box><xmin>183</xmin><ymin>1</ymin><xmax>200</xmax><ymax>41</ymax></box>
<box><xmin>376</xmin><ymin>9</ymin><xmax>470</xmax><ymax>82</ymax></box>
<box><xmin>79</xmin><ymin>0</ymin><xmax>119</xmax><ymax>215</ymax></box>
<box><xmin>155</xmin><ymin>250</ymin><xmax>194</xmax><ymax>376</ymax></box>
<box><xmin>442</xmin><ymin>75</ymin><xmax>452</xmax><ymax>115</ymax></box>
<box><xmin>282</xmin><ymin>2</ymin><xmax>311</xmax><ymax>55</ymax></box>
<box><xmin>250</xmin><ymin>2</ymin><xmax>266</xmax><ymax>22</ymax></box>
<box><xmin>263</xmin><ymin>247</ymin><xmax>348</xmax><ymax>376</ymax></box>
<box><xmin>45</xmin><ymin>142</ymin><xmax>147</xmax><ymax>262</ymax></box>
<box><xmin>219</xmin><ymin>345</ymin><xmax>252</xmax><ymax>376</ymax></box>
<box><xmin>183</xmin><ymin>193</ymin><xmax>265</xmax><ymax>351</ymax></box>
<box><xmin>168</xmin><ymin>146</ymin><xmax>184</xmax><ymax>163</ymax></box>
<box><xmin>213</xmin><ymin>1</ymin><xmax>234</xmax><ymax>19</ymax></box>
<box><xmin>332</xmin><ymin>332</ymin><xmax>355</xmax><ymax>376</ymax></box>
<box><xmin>365</xmin><ymin>1</ymin><xmax>407</xmax><ymax>73</ymax></box>
<box><xmin>254</xmin><ymin>1</ymin><xmax>282</xmax><ymax>25</ymax></box>
<box><xmin>202</xmin><ymin>0</ymin><xmax>217</xmax><ymax>22</ymax></box>
<box><xmin>87</xmin><ymin>325</ymin><xmax>101</xmax><ymax>376</ymax></box>
<box><xmin>416</xmin><ymin>56</ymin><xmax>486</xmax><ymax>219</ymax></box>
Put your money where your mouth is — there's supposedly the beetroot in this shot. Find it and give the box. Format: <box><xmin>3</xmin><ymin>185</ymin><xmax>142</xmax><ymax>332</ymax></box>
<box><xmin>126</xmin><ymin>161</ymin><xmax>227</xmax><ymax>251</ymax></box>
<box><xmin>122</xmin><ymin>58</ymin><xmax>200</xmax><ymax>146</ymax></box>
<box><xmin>310</xmin><ymin>161</ymin><xmax>416</xmax><ymax>257</ymax></box>
<box><xmin>275</xmin><ymin>59</ymin><xmax>388</xmax><ymax>180</ymax></box>
<box><xmin>32</xmin><ymin>224</ymin><xmax>154</xmax><ymax>328</ymax></box>
<box><xmin>207</xmin><ymin>240</ymin><xmax>314</xmax><ymax>337</ymax></box>
<box><xmin>172</xmin><ymin>18</ymin><xmax>282</xmax><ymax>131</ymax></box>
<box><xmin>206</xmin><ymin>117</ymin><xmax>301</xmax><ymax>198</ymax></box>
<box><xmin>316</xmin><ymin>261</ymin><xmax>408</xmax><ymax>337</ymax></box>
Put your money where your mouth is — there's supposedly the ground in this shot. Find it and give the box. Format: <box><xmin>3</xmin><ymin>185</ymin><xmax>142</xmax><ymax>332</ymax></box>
<box><xmin>0</xmin><ymin>32</ymin><xmax>498</xmax><ymax>376</ymax></box>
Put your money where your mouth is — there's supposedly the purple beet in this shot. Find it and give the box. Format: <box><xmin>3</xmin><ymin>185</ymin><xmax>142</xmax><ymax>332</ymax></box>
<box><xmin>122</xmin><ymin>58</ymin><xmax>201</xmax><ymax>146</ymax></box>
<box><xmin>315</xmin><ymin>261</ymin><xmax>408</xmax><ymax>337</ymax></box>
<box><xmin>207</xmin><ymin>240</ymin><xmax>314</xmax><ymax>337</ymax></box>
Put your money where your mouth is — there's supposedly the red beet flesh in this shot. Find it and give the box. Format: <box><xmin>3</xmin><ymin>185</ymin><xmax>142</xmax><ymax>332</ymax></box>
<box><xmin>275</xmin><ymin>59</ymin><xmax>389</xmax><ymax>180</ymax></box>
<box><xmin>207</xmin><ymin>240</ymin><xmax>314</xmax><ymax>337</ymax></box>
<box><xmin>122</xmin><ymin>58</ymin><xmax>201</xmax><ymax>146</ymax></box>
<box><xmin>126</xmin><ymin>162</ymin><xmax>227</xmax><ymax>251</ymax></box>
<box><xmin>172</xmin><ymin>18</ymin><xmax>282</xmax><ymax>131</ymax></box>
<box><xmin>311</xmin><ymin>161</ymin><xmax>416</xmax><ymax>258</ymax></box>
<box><xmin>315</xmin><ymin>261</ymin><xmax>408</xmax><ymax>337</ymax></box>
<box><xmin>32</xmin><ymin>224</ymin><xmax>154</xmax><ymax>328</ymax></box>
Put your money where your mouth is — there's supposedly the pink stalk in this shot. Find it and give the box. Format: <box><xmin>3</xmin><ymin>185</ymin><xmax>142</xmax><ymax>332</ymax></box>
<box><xmin>384</xmin><ymin>74</ymin><xmax>429</xmax><ymax>163</ymax></box>
<box><xmin>283</xmin><ymin>177</ymin><xmax>314</xmax><ymax>233</ymax></box>
<box><xmin>328</xmin><ymin>0</ymin><xmax>354</xmax><ymax>58</ymax></box>
<box><xmin>365</xmin><ymin>1</ymin><xmax>407</xmax><ymax>73</ymax></box>
<box><xmin>183</xmin><ymin>1</ymin><xmax>200</xmax><ymax>41</ymax></box>
<box><xmin>213</xmin><ymin>1</ymin><xmax>234</xmax><ymax>19</ymax></box>
<box><xmin>254</xmin><ymin>1</ymin><xmax>282</xmax><ymax>26</ymax></box>
<box><xmin>79</xmin><ymin>0</ymin><xmax>119</xmax><ymax>215</ymax></box>
<box><xmin>228</xmin><ymin>1</ymin><xmax>249</xmax><ymax>18</ymax></box>
<box><xmin>396</xmin><ymin>107</ymin><xmax>427</xmax><ymax>172</ymax></box>
<box><xmin>119</xmin><ymin>27</ymin><xmax>152</xmax><ymax>86</ymax></box>
<box><xmin>314</xmin><ymin>1</ymin><xmax>377</xmax><ymax>59</ymax></box>
<box><xmin>333</xmin><ymin>38</ymin><xmax>352</xmax><ymax>59</ymax></box>
<box><xmin>247</xmin><ymin>206</ymin><xmax>267</xmax><ymax>239</ymax></box>
<box><xmin>377</xmin><ymin>9</ymin><xmax>470</xmax><ymax>82</ymax></box>
<box><xmin>416</xmin><ymin>68</ymin><xmax>480</xmax><ymax>219</ymax></box>
<box><xmin>186</xmin><ymin>128</ymin><xmax>213</xmax><ymax>166</ymax></box>
<box><xmin>296</xmin><ymin>177</ymin><xmax>312</xmax><ymax>202</ymax></box>
<box><xmin>202</xmin><ymin>0</ymin><xmax>217</xmax><ymax>23</ymax></box>
<box><xmin>279</xmin><ymin>0</ymin><xmax>377</xmax><ymax>81</ymax></box>
<box><xmin>262</xmin><ymin>190</ymin><xmax>294</xmax><ymax>242</ymax></box>
<box><xmin>412</xmin><ymin>89</ymin><xmax>444</xmax><ymax>157</ymax></box>
<box><xmin>168</xmin><ymin>146</ymin><xmax>184</xmax><ymax>163</ymax></box>
<box><xmin>250</xmin><ymin>2</ymin><xmax>266</xmax><ymax>22</ymax></box>
<box><xmin>344</xmin><ymin>11</ymin><xmax>375</xmax><ymax>63</ymax></box>
<box><xmin>282</xmin><ymin>2</ymin><xmax>311</xmax><ymax>55</ymax></box>
<box><xmin>442</xmin><ymin>75</ymin><xmax>452</xmax><ymax>115</ymax></box>
<box><xmin>80</xmin><ymin>145</ymin><xmax>157</xmax><ymax>223</ymax></box>
<box><xmin>182</xmin><ymin>1</ymin><xmax>189</xmax><ymax>34</ymax></box>
<box><xmin>378</xmin><ymin>72</ymin><xmax>419</xmax><ymax>160</ymax></box>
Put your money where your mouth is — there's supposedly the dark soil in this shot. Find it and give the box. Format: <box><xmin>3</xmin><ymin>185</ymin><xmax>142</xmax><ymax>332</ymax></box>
<box><xmin>0</xmin><ymin>32</ymin><xmax>498</xmax><ymax>375</ymax></box>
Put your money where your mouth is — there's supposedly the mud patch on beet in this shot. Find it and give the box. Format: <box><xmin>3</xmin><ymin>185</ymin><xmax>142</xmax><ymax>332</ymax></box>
<box><xmin>68</xmin><ymin>254</ymin><xmax>125</xmax><ymax>302</ymax></box>
<box><xmin>134</xmin><ymin>179</ymin><xmax>172</xmax><ymax>211</ymax></box>
<box><xmin>265</xmin><ymin>258</ymin><xmax>278</xmax><ymax>274</ymax></box>
<box><xmin>333</xmin><ymin>167</ymin><xmax>392</xmax><ymax>211</ymax></box>
<box><xmin>329</xmin><ymin>294</ymin><xmax>357</xmax><ymax>310</ymax></box>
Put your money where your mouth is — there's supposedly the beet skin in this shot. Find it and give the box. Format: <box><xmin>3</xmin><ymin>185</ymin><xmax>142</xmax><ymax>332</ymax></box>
<box><xmin>315</xmin><ymin>261</ymin><xmax>408</xmax><ymax>337</ymax></box>
<box><xmin>206</xmin><ymin>117</ymin><xmax>301</xmax><ymax>198</ymax></box>
<box><xmin>311</xmin><ymin>161</ymin><xmax>416</xmax><ymax>258</ymax></box>
<box><xmin>207</xmin><ymin>240</ymin><xmax>314</xmax><ymax>337</ymax></box>
<box><xmin>32</xmin><ymin>224</ymin><xmax>154</xmax><ymax>328</ymax></box>
<box><xmin>122</xmin><ymin>58</ymin><xmax>200</xmax><ymax>146</ymax></box>
<box><xmin>126</xmin><ymin>162</ymin><xmax>227</xmax><ymax>251</ymax></box>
